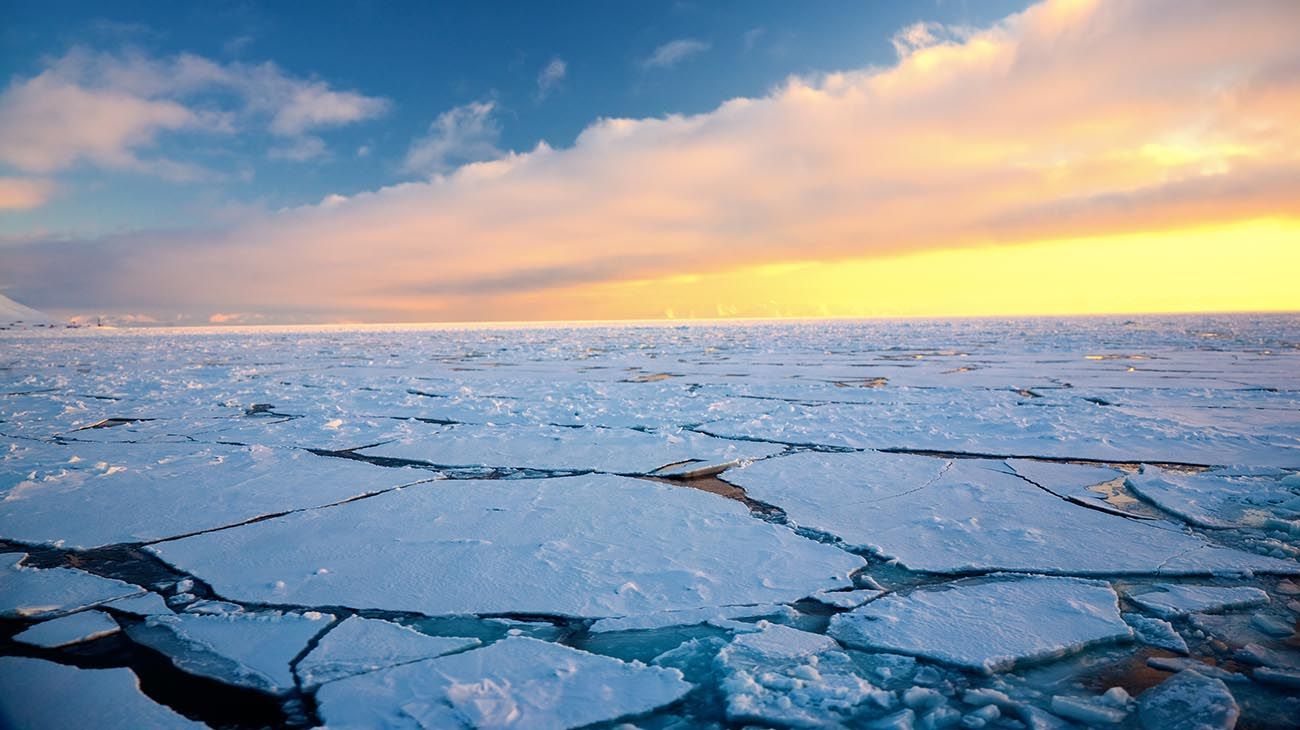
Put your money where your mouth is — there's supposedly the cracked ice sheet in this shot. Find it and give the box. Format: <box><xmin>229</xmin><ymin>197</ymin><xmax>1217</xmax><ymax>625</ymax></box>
<box><xmin>1127</xmin><ymin>465</ymin><xmax>1300</xmax><ymax>529</ymax></box>
<box><xmin>1126</xmin><ymin>583</ymin><xmax>1270</xmax><ymax>618</ymax></box>
<box><xmin>13</xmin><ymin>609</ymin><xmax>120</xmax><ymax>648</ymax></box>
<box><xmin>297</xmin><ymin>616</ymin><xmax>480</xmax><ymax>688</ymax></box>
<box><xmin>315</xmin><ymin>636</ymin><xmax>691</xmax><ymax>730</ymax></box>
<box><xmin>125</xmin><ymin>611</ymin><xmax>333</xmax><ymax>694</ymax></box>
<box><xmin>727</xmin><ymin>452</ymin><xmax>1300</xmax><ymax>576</ymax></box>
<box><xmin>0</xmin><ymin>657</ymin><xmax>204</xmax><ymax>730</ymax></box>
<box><xmin>0</xmin><ymin>440</ymin><xmax>423</xmax><ymax>549</ymax></box>
<box><xmin>701</xmin><ymin>395</ymin><xmax>1300</xmax><ymax>467</ymax></box>
<box><xmin>829</xmin><ymin>575</ymin><xmax>1132</xmax><ymax>674</ymax></box>
<box><xmin>355</xmin><ymin>422</ymin><xmax>783</xmax><ymax>474</ymax></box>
<box><xmin>0</xmin><ymin>553</ymin><xmax>143</xmax><ymax>619</ymax></box>
<box><xmin>150</xmin><ymin>474</ymin><xmax>861</xmax><ymax>617</ymax></box>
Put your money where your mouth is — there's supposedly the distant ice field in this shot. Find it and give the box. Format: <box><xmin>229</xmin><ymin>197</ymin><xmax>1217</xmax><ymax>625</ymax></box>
<box><xmin>1</xmin><ymin>314</ymin><xmax>1298</xmax><ymax>729</ymax></box>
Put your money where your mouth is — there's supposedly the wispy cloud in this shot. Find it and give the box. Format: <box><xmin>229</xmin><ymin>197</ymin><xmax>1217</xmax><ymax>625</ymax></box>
<box><xmin>536</xmin><ymin>57</ymin><xmax>567</xmax><ymax>100</ymax></box>
<box><xmin>0</xmin><ymin>48</ymin><xmax>389</xmax><ymax>177</ymax></box>
<box><xmin>4</xmin><ymin>0</ymin><xmax>1298</xmax><ymax>321</ymax></box>
<box><xmin>0</xmin><ymin>177</ymin><xmax>55</xmax><ymax>210</ymax></box>
<box><xmin>402</xmin><ymin>101</ymin><xmax>504</xmax><ymax>176</ymax></box>
<box><xmin>641</xmin><ymin>38</ymin><xmax>710</xmax><ymax>69</ymax></box>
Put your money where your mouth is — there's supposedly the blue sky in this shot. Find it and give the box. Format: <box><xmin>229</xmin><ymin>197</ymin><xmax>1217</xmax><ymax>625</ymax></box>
<box><xmin>1</xmin><ymin>0</ymin><xmax>1024</xmax><ymax>237</ymax></box>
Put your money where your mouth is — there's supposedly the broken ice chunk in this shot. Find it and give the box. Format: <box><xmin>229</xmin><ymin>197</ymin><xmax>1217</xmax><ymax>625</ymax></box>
<box><xmin>1123</xmin><ymin>613</ymin><xmax>1189</xmax><ymax>654</ymax></box>
<box><xmin>1126</xmin><ymin>465</ymin><xmax>1300</xmax><ymax>530</ymax></box>
<box><xmin>728</xmin><ymin>454</ymin><xmax>1299</xmax><ymax>576</ymax></box>
<box><xmin>297</xmin><ymin>616</ymin><xmax>480</xmax><ymax>688</ymax></box>
<box><xmin>828</xmin><ymin>575</ymin><xmax>1131</xmax><ymax>674</ymax></box>
<box><xmin>104</xmin><ymin>591</ymin><xmax>173</xmax><ymax>616</ymax></box>
<box><xmin>150</xmin><ymin>475</ymin><xmax>861</xmax><ymax>618</ymax></box>
<box><xmin>1137</xmin><ymin>670</ymin><xmax>1239</xmax><ymax>730</ymax></box>
<box><xmin>1127</xmin><ymin>584</ymin><xmax>1269</xmax><ymax>619</ymax></box>
<box><xmin>716</xmin><ymin>622</ymin><xmax>891</xmax><ymax>727</ymax></box>
<box><xmin>1006</xmin><ymin>458</ymin><xmax>1126</xmax><ymax>510</ymax></box>
<box><xmin>0</xmin><ymin>657</ymin><xmax>203</xmax><ymax>729</ymax></box>
<box><xmin>806</xmin><ymin>589</ymin><xmax>886</xmax><ymax>610</ymax></box>
<box><xmin>126</xmin><ymin>611</ymin><xmax>333</xmax><ymax>694</ymax></box>
<box><xmin>315</xmin><ymin>636</ymin><xmax>691</xmax><ymax>729</ymax></box>
<box><xmin>0</xmin><ymin>553</ymin><xmax>143</xmax><ymax>619</ymax></box>
<box><xmin>12</xmin><ymin>610</ymin><xmax>120</xmax><ymax>648</ymax></box>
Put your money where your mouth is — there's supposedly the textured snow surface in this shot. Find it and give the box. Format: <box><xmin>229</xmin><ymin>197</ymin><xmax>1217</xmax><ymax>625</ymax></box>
<box><xmin>1127</xmin><ymin>584</ymin><xmax>1270</xmax><ymax>618</ymax></box>
<box><xmin>0</xmin><ymin>657</ymin><xmax>203</xmax><ymax>729</ymax></box>
<box><xmin>150</xmin><ymin>474</ymin><xmax>860</xmax><ymax>617</ymax></box>
<box><xmin>0</xmin><ymin>553</ymin><xmax>143</xmax><ymax>618</ymax></box>
<box><xmin>12</xmin><ymin>609</ymin><xmax>120</xmax><ymax>648</ymax></box>
<box><xmin>1127</xmin><ymin>465</ymin><xmax>1300</xmax><ymax>529</ymax></box>
<box><xmin>297</xmin><ymin>616</ymin><xmax>480</xmax><ymax>688</ymax></box>
<box><xmin>315</xmin><ymin>636</ymin><xmax>691</xmax><ymax>729</ymax></box>
<box><xmin>1137</xmin><ymin>670</ymin><xmax>1240</xmax><ymax>730</ymax></box>
<box><xmin>717</xmin><ymin>622</ymin><xmax>890</xmax><ymax>727</ymax></box>
<box><xmin>127</xmin><ymin>611</ymin><xmax>333</xmax><ymax>693</ymax></box>
<box><xmin>728</xmin><ymin>454</ymin><xmax>1297</xmax><ymax>575</ymax></box>
<box><xmin>829</xmin><ymin>575</ymin><xmax>1132</xmax><ymax>673</ymax></box>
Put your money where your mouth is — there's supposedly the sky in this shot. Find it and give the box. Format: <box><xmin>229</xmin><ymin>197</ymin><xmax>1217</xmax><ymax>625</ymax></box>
<box><xmin>0</xmin><ymin>0</ymin><xmax>1297</xmax><ymax>324</ymax></box>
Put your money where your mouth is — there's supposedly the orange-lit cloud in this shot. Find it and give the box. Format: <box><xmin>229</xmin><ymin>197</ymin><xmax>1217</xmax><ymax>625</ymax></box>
<box><xmin>3</xmin><ymin>0</ymin><xmax>1299</xmax><ymax>321</ymax></box>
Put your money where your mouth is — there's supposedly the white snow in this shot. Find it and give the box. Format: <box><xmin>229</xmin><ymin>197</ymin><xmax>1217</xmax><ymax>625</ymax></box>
<box><xmin>126</xmin><ymin>611</ymin><xmax>333</xmax><ymax>694</ymax></box>
<box><xmin>1004</xmin><ymin>458</ymin><xmax>1131</xmax><ymax>515</ymax></box>
<box><xmin>1127</xmin><ymin>465</ymin><xmax>1300</xmax><ymax>529</ymax></box>
<box><xmin>0</xmin><ymin>657</ymin><xmax>202</xmax><ymax>729</ymax></box>
<box><xmin>149</xmin><ymin>474</ymin><xmax>861</xmax><ymax>618</ymax></box>
<box><xmin>1127</xmin><ymin>584</ymin><xmax>1270</xmax><ymax>618</ymax></box>
<box><xmin>315</xmin><ymin>636</ymin><xmax>691</xmax><ymax>729</ymax></box>
<box><xmin>0</xmin><ymin>553</ymin><xmax>143</xmax><ymax>619</ymax></box>
<box><xmin>296</xmin><ymin>616</ymin><xmax>480</xmax><ymax>688</ymax></box>
<box><xmin>715</xmin><ymin>622</ymin><xmax>891</xmax><ymax>727</ymax></box>
<box><xmin>728</xmin><ymin>454</ymin><xmax>1298</xmax><ymax>576</ymax></box>
<box><xmin>828</xmin><ymin>575</ymin><xmax>1132</xmax><ymax>673</ymax></box>
<box><xmin>12</xmin><ymin>610</ymin><xmax>120</xmax><ymax>648</ymax></box>
<box><xmin>807</xmin><ymin>588</ymin><xmax>885</xmax><ymax>610</ymax></box>
<box><xmin>0</xmin><ymin>293</ymin><xmax>61</xmax><ymax>326</ymax></box>
<box><xmin>1137</xmin><ymin>670</ymin><xmax>1239</xmax><ymax>730</ymax></box>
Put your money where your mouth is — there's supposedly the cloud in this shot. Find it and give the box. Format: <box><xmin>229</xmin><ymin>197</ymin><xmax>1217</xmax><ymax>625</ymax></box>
<box><xmin>403</xmin><ymin>101</ymin><xmax>503</xmax><ymax>175</ymax></box>
<box><xmin>3</xmin><ymin>0</ymin><xmax>1299</xmax><ymax>322</ymax></box>
<box><xmin>0</xmin><ymin>48</ymin><xmax>388</xmax><ymax>176</ymax></box>
<box><xmin>536</xmin><ymin>58</ymin><xmax>567</xmax><ymax>100</ymax></box>
<box><xmin>642</xmin><ymin>39</ymin><xmax>710</xmax><ymax>69</ymax></box>
<box><xmin>0</xmin><ymin>177</ymin><xmax>56</xmax><ymax>210</ymax></box>
<box><xmin>268</xmin><ymin>136</ymin><xmax>327</xmax><ymax>162</ymax></box>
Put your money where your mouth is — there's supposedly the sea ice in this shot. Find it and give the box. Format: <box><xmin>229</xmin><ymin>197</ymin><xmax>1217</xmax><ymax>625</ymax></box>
<box><xmin>315</xmin><ymin>636</ymin><xmax>691</xmax><ymax>729</ymax></box>
<box><xmin>828</xmin><ymin>575</ymin><xmax>1131</xmax><ymax>673</ymax></box>
<box><xmin>126</xmin><ymin>611</ymin><xmax>333</xmax><ymax>694</ymax></box>
<box><xmin>1123</xmin><ymin>613</ymin><xmax>1189</xmax><ymax>654</ymax></box>
<box><xmin>1004</xmin><ymin>458</ymin><xmax>1130</xmax><ymax>514</ymax></box>
<box><xmin>296</xmin><ymin>616</ymin><xmax>480</xmax><ymax>688</ymax></box>
<box><xmin>150</xmin><ymin>475</ymin><xmax>861</xmax><ymax>617</ymax></box>
<box><xmin>728</xmin><ymin>454</ymin><xmax>1298</xmax><ymax>576</ymax></box>
<box><xmin>355</xmin><ymin>421</ymin><xmax>783</xmax><ymax>474</ymax></box>
<box><xmin>1127</xmin><ymin>466</ymin><xmax>1300</xmax><ymax>529</ymax></box>
<box><xmin>1137</xmin><ymin>670</ymin><xmax>1239</xmax><ymax>730</ymax></box>
<box><xmin>588</xmin><ymin>603</ymin><xmax>796</xmax><ymax>633</ymax></box>
<box><xmin>0</xmin><ymin>442</ymin><xmax>421</xmax><ymax>548</ymax></box>
<box><xmin>0</xmin><ymin>553</ymin><xmax>143</xmax><ymax>618</ymax></box>
<box><xmin>715</xmin><ymin>622</ymin><xmax>891</xmax><ymax>727</ymax></box>
<box><xmin>0</xmin><ymin>657</ymin><xmax>203</xmax><ymax>729</ymax></box>
<box><xmin>1127</xmin><ymin>584</ymin><xmax>1270</xmax><ymax>618</ymax></box>
<box><xmin>12</xmin><ymin>610</ymin><xmax>120</xmax><ymax>648</ymax></box>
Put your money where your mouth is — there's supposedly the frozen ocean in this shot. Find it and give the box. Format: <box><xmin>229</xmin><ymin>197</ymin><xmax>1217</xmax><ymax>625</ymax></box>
<box><xmin>1</xmin><ymin>315</ymin><xmax>1298</xmax><ymax>729</ymax></box>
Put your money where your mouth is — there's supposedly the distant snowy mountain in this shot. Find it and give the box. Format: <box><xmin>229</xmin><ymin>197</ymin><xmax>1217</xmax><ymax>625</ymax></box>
<box><xmin>0</xmin><ymin>293</ymin><xmax>62</xmax><ymax>325</ymax></box>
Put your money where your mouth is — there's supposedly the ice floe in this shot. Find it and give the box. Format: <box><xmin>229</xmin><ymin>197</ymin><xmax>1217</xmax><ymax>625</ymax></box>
<box><xmin>828</xmin><ymin>575</ymin><xmax>1132</xmax><ymax>673</ymax></box>
<box><xmin>728</xmin><ymin>454</ymin><xmax>1299</xmax><ymax>575</ymax></box>
<box><xmin>1127</xmin><ymin>584</ymin><xmax>1270</xmax><ymax>618</ymax></box>
<box><xmin>12</xmin><ymin>609</ymin><xmax>120</xmax><ymax>648</ymax></box>
<box><xmin>315</xmin><ymin>636</ymin><xmax>691</xmax><ymax>729</ymax></box>
<box><xmin>296</xmin><ymin>616</ymin><xmax>480</xmax><ymax>688</ymax></box>
<box><xmin>0</xmin><ymin>553</ymin><xmax>143</xmax><ymax>618</ymax></box>
<box><xmin>1123</xmin><ymin>613</ymin><xmax>1189</xmax><ymax>654</ymax></box>
<box><xmin>149</xmin><ymin>475</ymin><xmax>861</xmax><ymax>617</ymax></box>
<box><xmin>0</xmin><ymin>657</ymin><xmax>203</xmax><ymax>729</ymax></box>
<box><xmin>1127</xmin><ymin>465</ymin><xmax>1300</xmax><ymax>530</ymax></box>
<box><xmin>126</xmin><ymin>611</ymin><xmax>333</xmax><ymax>694</ymax></box>
<box><xmin>1137</xmin><ymin>670</ymin><xmax>1239</xmax><ymax>730</ymax></box>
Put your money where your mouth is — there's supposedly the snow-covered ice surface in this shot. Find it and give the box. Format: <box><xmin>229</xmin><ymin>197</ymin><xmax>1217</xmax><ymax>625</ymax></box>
<box><xmin>314</xmin><ymin>635</ymin><xmax>691</xmax><ymax>729</ymax></box>
<box><xmin>2</xmin><ymin>315</ymin><xmax>1299</xmax><ymax>728</ymax></box>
